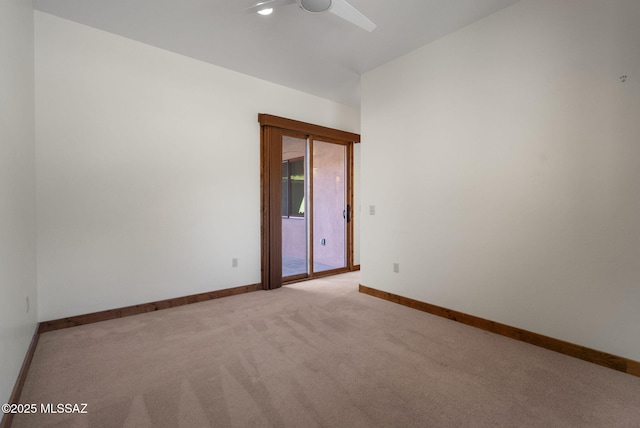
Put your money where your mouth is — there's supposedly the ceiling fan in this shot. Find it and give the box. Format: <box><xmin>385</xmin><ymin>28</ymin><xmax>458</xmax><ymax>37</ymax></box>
<box><xmin>246</xmin><ymin>0</ymin><xmax>376</xmax><ymax>32</ymax></box>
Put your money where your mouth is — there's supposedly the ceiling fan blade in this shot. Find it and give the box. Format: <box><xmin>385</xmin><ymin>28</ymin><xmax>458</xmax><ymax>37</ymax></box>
<box><xmin>243</xmin><ymin>0</ymin><xmax>295</xmax><ymax>14</ymax></box>
<box><xmin>329</xmin><ymin>0</ymin><xmax>376</xmax><ymax>32</ymax></box>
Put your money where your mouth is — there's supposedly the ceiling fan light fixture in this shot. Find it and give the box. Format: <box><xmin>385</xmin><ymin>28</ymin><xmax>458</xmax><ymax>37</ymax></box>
<box><xmin>257</xmin><ymin>7</ymin><xmax>273</xmax><ymax>15</ymax></box>
<box><xmin>299</xmin><ymin>0</ymin><xmax>332</xmax><ymax>13</ymax></box>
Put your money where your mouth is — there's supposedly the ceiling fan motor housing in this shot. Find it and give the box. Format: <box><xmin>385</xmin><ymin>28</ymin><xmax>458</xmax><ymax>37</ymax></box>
<box><xmin>299</xmin><ymin>0</ymin><xmax>332</xmax><ymax>13</ymax></box>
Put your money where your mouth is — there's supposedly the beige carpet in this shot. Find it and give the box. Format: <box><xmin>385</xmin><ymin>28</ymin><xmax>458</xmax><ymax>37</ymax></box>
<box><xmin>13</xmin><ymin>272</ymin><xmax>640</xmax><ymax>427</ymax></box>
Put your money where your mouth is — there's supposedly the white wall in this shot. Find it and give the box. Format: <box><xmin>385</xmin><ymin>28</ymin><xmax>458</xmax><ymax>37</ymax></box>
<box><xmin>361</xmin><ymin>0</ymin><xmax>640</xmax><ymax>360</ymax></box>
<box><xmin>35</xmin><ymin>11</ymin><xmax>359</xmax><ymax>321</ymax></box>
<box><xmin>0</xmin><ymin>0</ymin><xmax>37</xmax><ymax>406</ymax></box>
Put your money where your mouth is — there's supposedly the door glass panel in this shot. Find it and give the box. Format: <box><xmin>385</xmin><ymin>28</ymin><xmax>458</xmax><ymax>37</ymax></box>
<box><xmin>282</xmin><ymin>136</ymin><xmax>308</xmax><ymax>278</ymax></box>
<box><xmin>313</xmin><ymin>140</ymin><xmax>346</xmax><ymax>273</ymax></box>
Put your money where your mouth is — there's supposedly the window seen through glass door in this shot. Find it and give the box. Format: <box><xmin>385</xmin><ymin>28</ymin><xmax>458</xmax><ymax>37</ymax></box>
<box><xmin>282</xmin><ymin>158</ymin><xmax>305</xmax><ymax>218</ymax></box>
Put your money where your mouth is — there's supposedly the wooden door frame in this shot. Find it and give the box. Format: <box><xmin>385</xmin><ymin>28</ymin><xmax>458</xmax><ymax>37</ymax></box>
<box><xmin>259</xmin><ymin>113</ymin><xmax>360</xmax><ymax>290</ymax></box>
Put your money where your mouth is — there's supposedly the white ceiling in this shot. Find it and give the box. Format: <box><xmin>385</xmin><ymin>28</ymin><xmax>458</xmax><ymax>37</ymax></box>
<box><xmin>33</xmin><ymin>0</ymin><xmax>521</xmax><ymax>106</ymax></box>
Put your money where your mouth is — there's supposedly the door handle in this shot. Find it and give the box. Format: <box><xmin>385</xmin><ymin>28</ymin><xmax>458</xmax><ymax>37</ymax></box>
<box><xmin>344</xmin><ymin>205</ymin><xmax>351</xmax><ymax>223</ymax></box>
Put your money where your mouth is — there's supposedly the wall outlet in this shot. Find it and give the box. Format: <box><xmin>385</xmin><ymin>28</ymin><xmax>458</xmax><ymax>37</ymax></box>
<box><xmin>393</xmin><ymin>263</ymin><xmax>400</xmax><ymax>273</ymax></box>
<box><xmin>369</xmin><ymin>205</ymin><xmax>376</xmax><ymax>215</ymax></box>
<box><xmin>232</xmin><ymin>258</ymin><xmax>238</xmax><ymax>268</ymax></box>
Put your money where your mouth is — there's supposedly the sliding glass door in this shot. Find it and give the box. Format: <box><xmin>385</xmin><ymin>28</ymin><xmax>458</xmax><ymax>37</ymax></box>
<box><xmin>259</xmin><ymin>114</ymin><xmax>359</xmax><ymax>290</ymax></box>
<box><xmin>280</xmin><ymin>135</ymin><xmax>348</xmax><ymax>280</ymax></box>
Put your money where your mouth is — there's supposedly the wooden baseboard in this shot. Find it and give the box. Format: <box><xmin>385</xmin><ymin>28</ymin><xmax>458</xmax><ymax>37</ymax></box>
<box><xmin>39</xmin><ymin>283</ymin><xmax>261</xmax><ymax>333</ymax></box>
<box><xmin>359</xmin><ymin>284</ymin><xmax>640</xmax><ymax>378</ymax></box>
<box><xmin>0</xmin><ymin>324</ymin><xmax>41</xmax><ymax>428</ymax></box>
